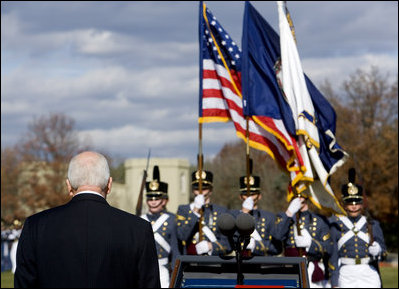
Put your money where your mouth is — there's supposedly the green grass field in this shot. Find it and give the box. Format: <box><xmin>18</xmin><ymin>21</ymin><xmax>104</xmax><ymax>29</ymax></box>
<box><xmin>2</xmin><ymin>266</ymin><xmax>398</xmax><ymax>288</ymax></box>
<box><xmin>380</xmin><ymin>266</ymin><xmax>399</xmax><ymax>288</ymax></box>
<box><xmin>1</xmin><ymin>271</ymin><xmax>13</xmax><ymax>288</ymax></box>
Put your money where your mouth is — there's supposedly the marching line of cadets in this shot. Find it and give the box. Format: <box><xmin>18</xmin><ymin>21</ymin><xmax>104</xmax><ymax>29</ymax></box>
<box><xmin>142</xmin><ymin>165</ymin><xmax>387</xmax><ymax>288</ymax></box>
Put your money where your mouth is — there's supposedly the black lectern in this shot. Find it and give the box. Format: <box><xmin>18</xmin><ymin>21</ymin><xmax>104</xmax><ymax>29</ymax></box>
<box><xmin>170</xmin><ymin>255</ymin><xmax>309</xmax><ymax>288</ymax></box>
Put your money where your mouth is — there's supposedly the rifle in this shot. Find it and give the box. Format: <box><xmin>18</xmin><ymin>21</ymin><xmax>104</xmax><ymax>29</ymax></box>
<box><xmin>357</xmin><ymin>167</ymin><xmax>383</xmax><ymax>287</ymax></box>
<box><xmin>365</xmin><ymin>209</ymin><xmax>383</xmax><ymax>287</ymax></box>
<box><xmin>135</xmin><ymin>149</ymin><xmax>151</xmax><ymax>216</ymax></box>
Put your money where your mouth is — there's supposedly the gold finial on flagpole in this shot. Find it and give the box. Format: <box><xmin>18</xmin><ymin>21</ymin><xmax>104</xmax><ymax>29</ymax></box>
<box><xmin>284</xmin><ymin>1</ymin><xmax>297</xmax><ymax>44</ymax></box>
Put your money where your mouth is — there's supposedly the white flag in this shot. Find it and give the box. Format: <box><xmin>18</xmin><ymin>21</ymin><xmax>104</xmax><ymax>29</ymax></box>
<box><xmin>277</xmin><ymin>1</ymin><xmax>344</xmax><ymax>214</ymax></box>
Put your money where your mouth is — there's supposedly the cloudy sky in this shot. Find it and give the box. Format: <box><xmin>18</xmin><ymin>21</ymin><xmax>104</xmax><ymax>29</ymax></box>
<box><xmin>2</xmin><ymin>1</ymin><xmax>398</xmax><ymax>165</ymax></box>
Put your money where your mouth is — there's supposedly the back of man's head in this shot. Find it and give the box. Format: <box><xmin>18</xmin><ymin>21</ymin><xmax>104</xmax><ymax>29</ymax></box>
<box><xmin>68</xmin><ymin>151</ymin><xmax>110</xmax><ymax>190</ymax></box>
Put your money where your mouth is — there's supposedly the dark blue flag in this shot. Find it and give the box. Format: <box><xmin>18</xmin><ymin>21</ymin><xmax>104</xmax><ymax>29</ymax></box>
<box><xmin>305</xmin><ymin>76</ymin><xmax>347</xmax><ymax>173</ymax></box>
<box><xmin>242</xmin><ymin>1</ymin><xmax>347</xmax><ymax>178</ymax></box>
<box><xmin>241</xmin><ymin>1</ymin><xmax>296</xmax><ymax>137</ymax></box>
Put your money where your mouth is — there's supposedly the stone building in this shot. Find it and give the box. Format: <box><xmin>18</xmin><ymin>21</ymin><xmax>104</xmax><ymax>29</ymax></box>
<box><xmin>107</xmin><ymin>158</ymin><xmax>191</xmax><ymax>215</ymax></box>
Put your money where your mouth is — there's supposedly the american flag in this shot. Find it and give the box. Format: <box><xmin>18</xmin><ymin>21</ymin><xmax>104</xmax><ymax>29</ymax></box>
<box><xmin>199</xmin><ymin>1</ymin><xmax>305</xmax><ymax>185</ymax></box>
<box><xmin>199</xmin><ymin>1</ymin><xmax>241</xmax><ymax>123</ymax></box>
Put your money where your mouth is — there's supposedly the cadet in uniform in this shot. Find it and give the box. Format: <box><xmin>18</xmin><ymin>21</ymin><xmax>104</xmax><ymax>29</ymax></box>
<box><xmin>141</xmin><ymin>166</ymin><xmax>179</xmax><ymax>288</ymax></box>
<box><xmin>230</xmin><ymin>172</ymin><xmax>282</xmax><ymax>256</ymax></box>
<box><xmin>10</xmin><ymin>219</ymin><xmax>22</xmax><ymax>274</ymax></box>
<box><xmin>176</xmin><ymin>170</ymin><xmax>231</xmax><ymax>256</ymax></box>
<box><xmin>1</xmin><ymin>221</ymin><xmax>12</xmax><ymax>272</ymax></box>
<box><xmin>328</xmin><ymin>168</ymin><xmax>387</xmax><ymax>288</ymax></box>
<box><xmin>273</xmin><ymin>193</ymin><xmax>331</xmax><ymax>288</ymax></box>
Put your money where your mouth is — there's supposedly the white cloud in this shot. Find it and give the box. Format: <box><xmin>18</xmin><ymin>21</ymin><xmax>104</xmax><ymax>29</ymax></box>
<box><xmin>78</xmin><ymin>123</ymin><xmax>238</xmax><ymax>163</ymax></box>
<box><xmin>2</xmin><ymin>63</ymin><xmax>198</xmax><ymax>105</ymax></box>
<box><xmin>1</xmin><ymin>10</ymin><xmax>22</xmax><ymax>41</ymax></box>
<box><xmin>1</xmin><ymin>100</ymin><xmax>31</xmax><ymax>114</ymax></box>
<box><xmin>74</xmin><ymin>29</ymin><xmax>126</xmax><ymax>55</ymax></box>
<box><xmin>302</xmin><ymin>53</ymin><xmax>398</xmax><ymax>88</ymax></box>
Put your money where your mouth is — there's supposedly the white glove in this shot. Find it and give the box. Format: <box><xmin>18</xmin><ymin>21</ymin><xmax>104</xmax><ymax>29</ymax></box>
<box><xmin>286</xmin><ymin>197</ymin><xmax>302</xmax><ymax>216</ymax></box>
<box><xmin>295</xmin><ymin>229</ymin><xmax>312</xmax><ymax>250</ymax></box>
<box><xmin>194</xmin><ymin>194</ymin><xmax>205</xmax><ymax>210</ymax></box>
<box><xmin>242</xmin><ymin>197</ymin><xmax>254</xmax><ymax>211</ymax></box>
<box><xmin>246</xmin><ymin>237</ymin><xmax>256</xmax><ymax>252</ymax></box>
<box><xmin>369</xmin><ymin>241</ymin><xmax>382</xmax><ymax>257</ymax></box>
<box><xmin>195</xmin><ymin>240</ymin><xmax>211</xmax><ymax>255</ymax></box>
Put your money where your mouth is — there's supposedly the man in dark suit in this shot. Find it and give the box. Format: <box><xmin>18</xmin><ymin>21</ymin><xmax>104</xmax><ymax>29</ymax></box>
<box><xmin>14</xmin><ymin>151</ymin><xmax>160</xmax><ymax>288</ymax></box>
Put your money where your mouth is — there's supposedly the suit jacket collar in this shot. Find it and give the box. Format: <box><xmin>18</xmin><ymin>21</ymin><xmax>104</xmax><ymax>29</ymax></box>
<box><xmin>70</xmin><ymin>193</ymin><xmax>109</xmax><ymax>206</ymax></box>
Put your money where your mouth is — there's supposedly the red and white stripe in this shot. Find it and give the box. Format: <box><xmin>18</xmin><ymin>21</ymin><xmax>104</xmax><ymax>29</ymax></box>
<box><xmin>201</xmin><ymin>58</ymin><xmax>305</xmax><ymax>185</ymax></box>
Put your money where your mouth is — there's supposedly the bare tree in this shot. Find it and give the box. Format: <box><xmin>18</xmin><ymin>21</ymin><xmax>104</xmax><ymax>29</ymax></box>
<box><xmin>18</xmin><ymin>113</ymin><xmax>82</xmax><ymax>163</ymax></box>
<box><xmin>1</xmin><ymin>147</ymin><xmax>25</xmax><ymax>224</ymax></box>
<box><xmin>322</xmin><ymin>67</ymin><xmax>398</xmax><ymax>223</ymax></box>
<box><xmin>5</xmin><ymin>113</ymin><xmax>92</xmax><ymax>220</ymax></box>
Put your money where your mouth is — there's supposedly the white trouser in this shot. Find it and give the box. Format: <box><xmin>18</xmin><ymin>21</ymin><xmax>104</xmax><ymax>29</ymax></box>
<box><xmin>158</xmin><ymin>258</ymin><xmax>169</xmax><ymax>288</ymax></box>
<box><xmin>10</xmin><ymin>240</ymin><xmax>18</xmax><ymax>274</ymax></box>
<box><xmin>338</xmin><ymin>264</ymin><xmax>380</xmax><ymax>288</ymax></box>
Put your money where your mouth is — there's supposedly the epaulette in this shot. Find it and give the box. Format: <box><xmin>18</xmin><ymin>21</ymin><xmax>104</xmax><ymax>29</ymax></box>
<box><xmin>322</xmin><ymin>232</ymin><xmax>330</xmax><ymax>241</ymax></box>
<box><xmin>328</xmin><ymin>261</ymin><xmax>336</xmax><ymax>271</ymax></box>
<box><xmin>176</xmin><ymin>215</ymin><xmax>186</xmax><ymax>221</ymax></box>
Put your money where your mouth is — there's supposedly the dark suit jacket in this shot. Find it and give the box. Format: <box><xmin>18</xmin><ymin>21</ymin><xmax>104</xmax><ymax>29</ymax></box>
<box><xmin>14</xmin><ymin>193</ymin><xmax>160</xmax><ymax>288</ymax></box>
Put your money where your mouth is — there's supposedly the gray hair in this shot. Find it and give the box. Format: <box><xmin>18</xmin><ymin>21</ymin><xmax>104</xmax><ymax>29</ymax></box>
<box><xmin>67</xmin><ymin>151</ymin><xmax>110</xmax><ymax>190</ymax></box>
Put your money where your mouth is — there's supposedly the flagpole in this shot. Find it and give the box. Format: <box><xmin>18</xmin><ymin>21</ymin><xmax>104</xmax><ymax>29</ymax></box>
<box><xmin>245</xmin><ymin>117</ymin><xmax>251</xmax><ymax>196</ymax></box>
<box><xmin>198</xmin><ymin>117</ymin><xmax>205</xmax><ymax>243</ymax></box>
<box><xmin>198</xmin><ymin>1</ymin><xmax>205</xmax><ymax>243</ymax></box>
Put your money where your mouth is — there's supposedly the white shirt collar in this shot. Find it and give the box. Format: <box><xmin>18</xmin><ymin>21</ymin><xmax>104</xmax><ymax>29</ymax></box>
<box><xmin>74</xmin><ymin>190</ymin><xmax>104</xmax><ymax>198</ymax></box>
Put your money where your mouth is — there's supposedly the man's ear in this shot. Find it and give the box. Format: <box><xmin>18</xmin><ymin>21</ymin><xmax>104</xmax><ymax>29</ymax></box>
<box><xmin>66</xmin><ymin>179</ymin><xmax>74</xmax><ymax>197</ymax></box>
<box><xmin>105</xmin><ymin>177</ymin><xmax>112</xmax><ymax>196</ymax></box>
